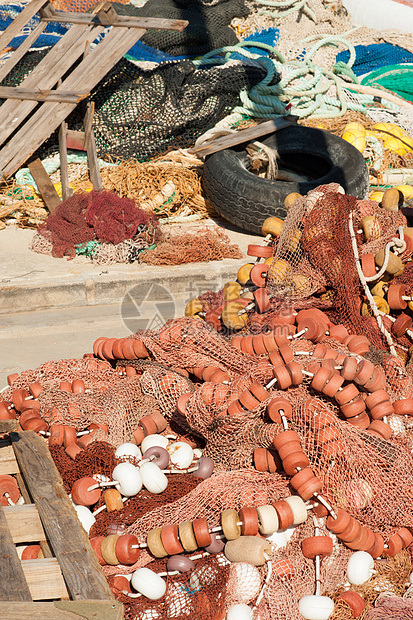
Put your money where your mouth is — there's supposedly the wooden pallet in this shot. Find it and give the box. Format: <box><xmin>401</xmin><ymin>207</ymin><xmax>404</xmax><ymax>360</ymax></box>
<box><xmin>0</xmin><ymin>0</ymin><xmax>188</xmax><ymax>180</ymax></box>
<box><xmin>0</xmin><ymin>429</ymin><xmax>123</xmax><ymax>619</ymax></box>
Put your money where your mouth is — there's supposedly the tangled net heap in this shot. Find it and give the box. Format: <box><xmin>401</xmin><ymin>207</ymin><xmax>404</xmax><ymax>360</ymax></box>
<box><xmin>29</xmin><ymin>187</ymin><xmax>242</xmax><ymax>265</ymax></box>
<box><xmin>5</xmin><ymin>186</ymin><xmax>413</xmax><ymax>619</ymax></box>
<box><xmin>30</xmin><ymin>189</ymin><xmax>159</xmax><ymax>260</ymax></box>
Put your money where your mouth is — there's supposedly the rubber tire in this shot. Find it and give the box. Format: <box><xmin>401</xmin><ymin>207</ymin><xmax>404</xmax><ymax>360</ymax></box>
<box><xmin>202</xmin><ymin>125</ymin><xmax>369</xmax><ymax>234</ymax></box>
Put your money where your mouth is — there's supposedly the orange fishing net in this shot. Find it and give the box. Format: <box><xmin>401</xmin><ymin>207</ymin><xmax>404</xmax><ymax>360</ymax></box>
<box><xmin>4</xmin><ymin>185</ymin><xmax>413</xmax><ymax>620</ymax></box>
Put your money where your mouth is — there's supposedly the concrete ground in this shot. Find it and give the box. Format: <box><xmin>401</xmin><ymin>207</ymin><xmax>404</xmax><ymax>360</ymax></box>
<box><xmin>0</xmin><ymin>219</ymin><xmax>263</xmax><ymax>385</ymax></box>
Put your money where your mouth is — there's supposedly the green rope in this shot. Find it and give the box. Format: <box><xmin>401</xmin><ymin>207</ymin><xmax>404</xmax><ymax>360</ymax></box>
<box><xmin>193</xmin><ymin>36</ymin><xmax>402</xmax><ymax>120</ymax></box>
<box><xmin>254</xmin><ymin>0</ymin><xmax>317</xmax><ymax>23</ymax></box>
<box><xmin>333</xmin><ymin>61</ymin><xmax>358</xmax><ymax>84</ymax></box>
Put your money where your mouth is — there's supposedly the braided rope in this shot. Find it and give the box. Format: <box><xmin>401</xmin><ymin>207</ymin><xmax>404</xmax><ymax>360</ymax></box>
<box><xmin>254</xmin><ymin>0</ymin><xmax>318</xmax><ymax>23</ymax></box>
<box><xmin>193</xmin><ymin>37</ymin><xmax>402</xmax><ymax>120</ymax></box>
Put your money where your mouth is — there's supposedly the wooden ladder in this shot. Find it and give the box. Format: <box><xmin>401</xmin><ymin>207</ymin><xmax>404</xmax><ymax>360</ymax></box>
<box><xmin>0</xmin><ymin>0</ymin><xmax>188</xmax><ymax>208</ymax></box>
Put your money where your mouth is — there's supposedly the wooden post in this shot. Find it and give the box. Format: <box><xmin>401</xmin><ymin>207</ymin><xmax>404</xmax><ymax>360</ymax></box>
<box><xmin>84</xmin><ymin>101</ymin><xmax>102</xmax><ymax>191</ymax></box>
<box><xmin>58</xmin><ymin>121</ymin><xmax>71</xmax><ymax>201</ymax></box>
<box><xmin>27</xmin><ymin>159</ymin><xmax>61</xmax><ymax>213</ymax></box>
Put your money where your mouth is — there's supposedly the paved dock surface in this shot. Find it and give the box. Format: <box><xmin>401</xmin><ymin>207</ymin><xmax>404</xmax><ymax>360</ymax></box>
<box><xmin>0</xmin><ymin>219</ymin><xmax>263</xmax><ymax>384</ymax></box>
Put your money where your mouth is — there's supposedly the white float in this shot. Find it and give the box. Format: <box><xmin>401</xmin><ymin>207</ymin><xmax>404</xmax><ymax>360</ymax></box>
<box><xmin>141</xmin><ymin>434</ymin><xmax>169</xmax><ymax>453</ymax></box>
<box><xmin>115</xmin><ymin>442</ymin><xmax>142</xmax><ymax>460</ymax></box>
<box><xmin>112</xmin><ymin>462</ymin><xmax>142</xmax><ymax>496</ymax></box>
<box><xmin>298</xmin><ymin>595</ymin><xmax>335</xmax><ymax>620</ymax></box>
<box><xmin>347</xmin><ymin>550</ymin><xmax>375</xmax><ymax>585</ymax></box>
<box><xmin>131</xmin><ymin>567</ymin><xmax>166</xmax><ymax>600</ymax></box>
<box><xmin>167</xmin><ymin>441</ymin><xmax>194</xmax><ymax>469</ymax></box>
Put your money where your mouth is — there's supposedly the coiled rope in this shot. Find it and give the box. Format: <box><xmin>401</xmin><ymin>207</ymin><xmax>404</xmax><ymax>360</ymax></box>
<box><xmin>254</xmin><ymin>0</ymin><xmax>318</xmax><ymax>23</ymax></box>
<box><xmin>193</xmin><ymin>36</ymin><xmax>402</xmax><ymax>120</ymax></box>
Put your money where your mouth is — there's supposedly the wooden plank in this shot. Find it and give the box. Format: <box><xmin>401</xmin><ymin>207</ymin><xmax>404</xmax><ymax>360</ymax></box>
<box><xmin>59</xmin><ymin>122</ymin><xmax>70</xmax><ymax>201</ymax></box>
<box><xmin>13</xmin><ymin>465</ymin><xmax>54</xmax><ymax>559</ymax></box>
<box><xmin>21</xmin><ymin>558</ymin><xmax>68</xmax><ymax>600</ymax></box>
<box><xmin>0</xmin><ymin>21</ymin><xmax>48</xmax><ymax>84</ymax></box>
<box><xmin>0</xmin><ymin>418</ymin><xmax>19</xmax><ymax>434</ymax></box>
<box><xmin>0</xmin><ymin>441</ymin><xmax>19</xmax><ymax>474</ymax></box>
<box><xmin>3</xmin><ymin>503</ymin><xmax>46</xmax><ymax>544</ymax></box>
<box><xmin>28</xmin><ymin>159</ymin><xmax>61</xmax><ymax>213</ymax></box>
<box><xmin>84</xmin><ymin>101</ymin><xmax>102</xmax><ymax>190</ymax></box>
<box><xmin>0</xmin><ymin>0</ymin><xmax>47</xmax><ymax>52</ymax></box>
<box><xmin>190</xmin><ymin>117</ymin><xmax>297</xmax><ymax>156</ymax></box>
<box><xmin>0</xmin><ymin>86</ymin><xmax>89</xmax><ymax>103</ymax></box>
<box><xmin>1</xmin><ymin>26</ymin><xmax>144</xmax><ymax>176</ymax></box>
<box><xmin>42</xmin><ymin>12</ymin><xmax>188</xmax><ymax>31</ymax></box>
<box><xmin>0</xmin><ymin>503</ymin><xmax>32</xmax><ymax>601</ymax></box>
<box><xmin>0</xmin><ymin>600</ymin><xmax>123</xmax><ymax>619</ymax></box>
<box><xmin>66</xmin><ymin>130</ymin><xmax>85</xmax><ymax>151</ymax></box>
<box><xmin>11</xmin><ymin>431</ymin><xmax>114</xmax><ymax>601</ymax></box>
<box><xmin>0</xmin><ymin>22</ymin><xmax>105</xmax><ymax>145</ymax></box>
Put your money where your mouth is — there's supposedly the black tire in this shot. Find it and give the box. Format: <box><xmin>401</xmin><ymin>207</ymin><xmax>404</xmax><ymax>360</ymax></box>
<box><xmin>202</xmin><ymin>125</ymin><xmax>369</xmax><ymax>235</ymax></box>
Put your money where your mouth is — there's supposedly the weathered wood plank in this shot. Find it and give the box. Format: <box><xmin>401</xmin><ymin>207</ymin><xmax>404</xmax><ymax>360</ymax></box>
<box><xmin>84</xmin><ymin>101</ymin><xmax>102</xmax><ymax>190</ymax></box>
<box><xmin>28</xmin><ymin>158</ymin><xmax>61</xmax><ymax>213</ymax></box>
<box><xmin>21</xmin><ymin>558</ymin><xmax>68</xmax><ymax>600</ymax></box>
<box><xmin>13</xmin><ymin>464</ymin><xmax>54</xmax><ymax>559</ymax></box>
<box><xmin>3</xmin><ymin>503</ymin><xmax>46</xmax><ymax>543</ymax></box>
<box><xmin>66</xmin><ymin>129</ymin><xmax>85</xmax><ymax>150</ymax></box>
<box><xmin>0</xmin><ymin>600</ymin><xmax>123</xmax><ymax>619</ymax></box>
<box><xmin>0</xmin><ymin>418</ymin><xmax>19</xmax><ymax>434</ymax></box>
<box><xmin>0</xmin><ymin>21</ymin><xmax>48</xmax><ymax>84</ymax></box>
<box><xmin>1</xmin><ymin>26</ymin><xmax>144</xmax><ymax>176</ymax></box>
<box><xmin>0</xmin><ymin>503</ymin><xmax>32</xmax><ymax>601</ymax></box>
<box><xmin>0</xmin><ymin>0</ymin><xmax>47</xmax><ymax>52</ymax></box>
<box><xmin>190</xmin><ymin>117</ymin><xmax>297</xmax><ymax>156</ymax></box>
<box><xmin>0</xmin><ymin>22</ymin><xmax>105</xmax><ymax>145</ymax></box>
<box><xmin>0</xmin><ymin>86</ymin><xmax>89</xmax><ymax>103</ymax></box>
<box><xmin>42</xmin><ymin>11</ymin><xmax>188</xmax><ymax>31</ymax></box>
<box><xmin>59</xmin><ymin>122</ymin><xmax>71</xmax><ymax>201</ymax></box>
<box><xmin>11</xmin><ymin>431</ymin><xmax>114</xmax><ymax>601</ymax></box>
<box><xmin>0</xmin><ymin>441</ymin><xmax>19</xmax><ymax>474</ymax></box>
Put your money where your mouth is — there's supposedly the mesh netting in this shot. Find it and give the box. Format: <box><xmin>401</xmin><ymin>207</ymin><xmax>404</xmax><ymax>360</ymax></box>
<box><xmin>1</xmin><ymin>50</ymin><xmax>264</xmax><ymax>163</ymax></box>
<box><xmin>336</xmin><ymin>43</ymin><xmax>413</xmax><ymax>77</ymax></box>
<box><xmin>115</xmin><ymin>0</ymin><xmax>250</xmax><ymax>58</ymax></box>
<box><xmin>32</xmin><ymin>190</ymin><xmax>159</xmax><ymax>259</ymax></box>
<box><xmin>266</xmin><ymin>184</ymin><xmax>409</xmax><ymax>351</ymax></box>
<box><xmin>5</xmin><ymin>306</ymin><xmax>413</xmax><ymax>618</ymax></box>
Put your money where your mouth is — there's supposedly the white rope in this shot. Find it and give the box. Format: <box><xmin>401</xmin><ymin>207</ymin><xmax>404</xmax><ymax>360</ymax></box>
<box><xmin>348</xmin><ymin>211</ymin><xmax>398</xmax><ymax>356</ymax></box>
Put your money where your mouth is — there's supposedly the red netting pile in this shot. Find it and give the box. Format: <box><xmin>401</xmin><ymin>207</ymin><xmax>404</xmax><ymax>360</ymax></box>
<box><xmin>33</xmin><ymin>190</ymin><xmax>158</xmax><ymax>259</ymax></box>
<box><xmin>4</xmin><ymin>186</ymin><xmax>413</xmax><ymax>620</ymax></box>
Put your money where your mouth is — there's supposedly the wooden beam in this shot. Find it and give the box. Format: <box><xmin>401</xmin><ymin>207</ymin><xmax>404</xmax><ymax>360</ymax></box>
<box><xmin>28</xmin><ymin>159</ymin><xmax>61</xmax><ymax>213</ymax></box>
<box><xmin>0</xmin><ymin>418</ymin><xmax>19</xmax><ymax>434</ymax></box>
<box><xmin>0</xmin><ymin>86</ymin><xmax>89</xmax><ymax>103</ymax></box>
<box><xmin>3</xmin><ymin>504</ymin><xmax>46</xmax><ymax>544</ymax></box>
<box><xmin>21</xmin><ymin>558</ymin><xmax>68</xmax><ymax>600</ymax></box>
<box><xmin>190</xmin><ymin>117</ymin><xmax>297</xmax><ymax>157</ymax></box>
<box><xmin>0</xmin><ymin>0</ymin><xmax>48</xmax><ymax>52</ymax></box>
<box><xmin>0</xmin><ymin>22</ymin><xmax>105</xmax><ymax>147</ymax></box>
<box><xmin>11</xmin><ymin>431</ymin><xmax>114</xmax><ymax>601</ymax></box>
<box><xmin>0</xmin><ymin>441</ymin><xmax>19</xmax><ymax>474</ymax></box>
<box><xmin>0</xmin><ymin>21</ymin><xmax>48</xmax><ymax>84</ymax></box>
<box><xmin>41</xmin><ymin>11</ymin><xmax>188</xmax><ymax>31</ymax></box>
<box><xmin>66</xmin><ymin>130</ymin><xmax>86</xmax><ymax>151</ymax></box>
<box><xmin>59</xmin><ymin>122</ymin><xmax>70</xmax><ymax>201</ymax></box>
<box><xmin>0</xmin><ymin>600</ymin><xmax>123</xmax><ymax>619</ymax></box>
<box><xmin>84</xmin><ymin>101</ymin><xmax>102</xmax><ymax>191</ymax></box>
<box><xmin>1</xmin><ymin>26</ymin><xmax>143</xmax><ymax>177</ymax></box>
<box><xmin>0</xmin><ymin>503</ymin><xmax>32</xmax><ymax>601</ymax></box>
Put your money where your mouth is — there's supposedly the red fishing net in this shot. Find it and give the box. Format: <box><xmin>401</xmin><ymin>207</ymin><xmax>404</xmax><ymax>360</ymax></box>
<box><xmin>36</xmin><ymin>190</ymin><xmax>158</xmax><ymax>258</ymax></box>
